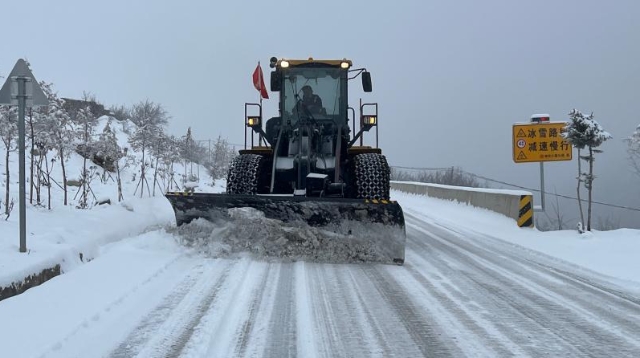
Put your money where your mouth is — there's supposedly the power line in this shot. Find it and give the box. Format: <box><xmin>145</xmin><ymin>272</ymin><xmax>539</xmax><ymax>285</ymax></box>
<box><xmin>391</xmin><ymin>166</ymin><xmax>640</xmax><ymax>213</ymax></box>
<box><xmin>391</xmin><ymin>165</ymin><xmax>453</xmax><ymax>172</ymax></box>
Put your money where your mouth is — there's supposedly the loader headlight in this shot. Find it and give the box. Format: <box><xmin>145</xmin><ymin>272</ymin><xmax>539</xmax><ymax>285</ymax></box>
<box><xmin>362</xmin><ymin>115</ymin><xmax>377</xmax><ymax>126</ymax></box>
<box><xmin>340</xmin><ymin>61</ymin><xmax>350</xmax><ymax>69</ymax></box>
<box><xmin>280</xmin><ymin>60</ymin><xmax>290</xmax><ymax>68</ymax></box>
<box><xmin>246</xmin><ymin>116</ymin><xmax>261</xmax><ymax>127</ymax></box>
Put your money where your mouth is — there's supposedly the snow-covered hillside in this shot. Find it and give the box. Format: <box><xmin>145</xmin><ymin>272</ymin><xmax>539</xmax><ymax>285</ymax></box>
<box><xmin>2</xmin><ymin>114</ymin><xmax>221</xmax><ymax>209</ymax></box>
<box><xmin>0</xmin><ymin>114</ymin><xmax>224</xmax><ymax>289</ymax></box>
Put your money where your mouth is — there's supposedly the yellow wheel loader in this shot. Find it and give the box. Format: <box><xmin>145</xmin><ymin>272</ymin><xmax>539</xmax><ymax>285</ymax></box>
<box><xmin>165</xmin><ymin>57</ymin><xmax>406</xmax><ymax>264</ymax></box>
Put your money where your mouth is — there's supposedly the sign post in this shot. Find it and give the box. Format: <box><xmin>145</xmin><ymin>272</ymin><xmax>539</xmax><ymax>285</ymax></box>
<box><xmin>0</xmin><ymin>59</ymin><xmax>49</xmax><ymax>252</ymax></box>
<box><xmin>512</xmin><ymin>114</ymin><xmax>573</xmax><ymax>212</ymax></box>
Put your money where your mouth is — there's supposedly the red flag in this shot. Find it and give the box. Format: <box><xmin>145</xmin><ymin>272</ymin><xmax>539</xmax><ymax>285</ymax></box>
<box><xmin>252</xmin><ymin>62</ymin><xmax>269</xmax><ymax>99</ymax></box>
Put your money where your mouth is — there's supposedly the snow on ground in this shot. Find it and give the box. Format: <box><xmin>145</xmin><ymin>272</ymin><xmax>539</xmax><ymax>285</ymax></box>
<box><xmin>0</xmin><ymin>229</ymin><xmax>203</xmax><ymax>358</ymax></box>
<box><xmin>394</xmin><ymin>191</ymin><xmax>640</xmax><ymax>288</ymax></box>
<box><xmin>0</xmin><ymin>195</ymin><xmax>173</xmax><ymax>288</ymax></box>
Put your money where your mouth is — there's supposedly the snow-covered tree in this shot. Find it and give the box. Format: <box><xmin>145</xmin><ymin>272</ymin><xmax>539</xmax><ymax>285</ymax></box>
<box><xmin>562</xmin><ymin>109</ymin><xmax>612</xmax><ymax>232</ymax></box>
<box><xmin>31</xmin><ymin>118</ymin><xmax>55</xmax><ymax>207</ymax></box>
<box><xmin>563</xmin><ymin>110</ymin><xmax>589</xmax><ymax>227</ymax></box>
<box><xmin>128</xmin><ymin>100</ymin><xmax>169</xmax><ymax>197</ymax></box>
<box><xmin>208</xmin><ymin>136</ymin><xmax>237</xmax><ymax>180</ymax></box>
<box><xmin>31</xmin><ymin>88</ymin><xmax>51</xmax><ymax>207</ymax></box>
<box><xmin>38</xmin><ymin>87</ymin><xmax>75</xmax><ymax>206</ymax></box>
<box><xmin>28</xmin><ymin>81</ymin><xmax>53</xmax><ymax>204</ymax></box>
<box><xmin>149</xmin><ymin>131</ymin><xmax>172</xmax><ymax>196</ymax></box>
<box><xmin>181</xmin><ymin>127</ymin><xmax>197</xmax><ymax>180</ymax></box>
<box><xmin>162</xmin><ymin>134</ymin><xmax>183</xmax><ymax>191</ymax></box>
<box><xmin>192</xmin><ymin>141</ymin><xmax>209</xmax><ymax>166</ymax></box>
<box><xmin>30</xmin><ymin>81</ymin><xmax>58</xmax><ymax>206</ymax></box>
<box><xmin>96</xmin><ymin>120</ymin><xmax>125</xmax><ymax>201</ymax></box>
<box><xmin>27</xmin><ymin>107</ymin><xmax>37</xmax><ymax>203</ymax></box>
<box><xmin>108</xmin><ymin>104</ymin><xmax>130</xmax><ymax>122</ymax></box>
<box><xmin>74</xmin><ymin>105</ymin><xmax>98</xmax><ymax>209</ymax></box>
<box><xmin>625</xmin><ymin>124</ymin><xmax>640</xmax><ymax>179</ymax></box>
<box><xmin>0</xmin><ymin>105</ymin><xmax>18</xmax><ymax>216</ymax></box>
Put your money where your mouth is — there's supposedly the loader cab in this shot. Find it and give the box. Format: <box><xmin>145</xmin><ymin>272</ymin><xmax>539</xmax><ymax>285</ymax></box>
<box><xmin>277</xmin><ymin>65</ymin><xmax>348</xmax><ymax>126</ymax></box>
<box><xmin>269</xmin><ymin>58</ymin><xmax>371</xmax><ymax>126</ymax></box>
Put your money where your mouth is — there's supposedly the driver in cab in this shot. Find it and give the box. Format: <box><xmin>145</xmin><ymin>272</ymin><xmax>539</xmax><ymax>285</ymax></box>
<box><xmin>300</xmin><ymin>85</ymin><xmax>323</xmax><ymax>115</ymax></box>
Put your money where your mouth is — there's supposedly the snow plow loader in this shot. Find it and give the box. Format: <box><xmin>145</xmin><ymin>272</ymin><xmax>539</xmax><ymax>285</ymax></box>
<box><xmin>165</xmin><ymin>57</ymin><xmax>406</xmax><ymax>265</ymax></box>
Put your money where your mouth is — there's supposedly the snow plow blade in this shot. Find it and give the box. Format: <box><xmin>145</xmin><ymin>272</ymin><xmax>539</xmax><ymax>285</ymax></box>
<box><xmin>165</xmin><ymin>192</ymin><xmax>406</xmax><ymax>265</ymax></box>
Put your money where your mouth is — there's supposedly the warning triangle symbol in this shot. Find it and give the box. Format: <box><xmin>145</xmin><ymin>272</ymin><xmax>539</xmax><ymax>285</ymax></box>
<box><xmin>0</xmin><ymin>59</ymin><xmax>48</xmax><ymax>107</ymax></box>
<box><xmin>516</xmin><ymin>129</ymin><xmax>526</xmax><ymax>138</ymax></box>
<box><xmin>517</xmin><ymin>151</ymin><xmax>527</xmax><ymax>160</ymax></box>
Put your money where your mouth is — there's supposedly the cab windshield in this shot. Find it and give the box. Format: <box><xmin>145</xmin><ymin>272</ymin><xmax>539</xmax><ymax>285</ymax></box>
<box><xmin>282</xmin><ymin>67</ymin><xmax>346</xmax><ymax>124</ymax></box>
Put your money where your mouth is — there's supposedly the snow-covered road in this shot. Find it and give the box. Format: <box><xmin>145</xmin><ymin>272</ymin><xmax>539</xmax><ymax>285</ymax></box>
<box><xmin>2</xmin><ymin>210</ymin><xmax>640</xmax><ymax>358</ymax></box>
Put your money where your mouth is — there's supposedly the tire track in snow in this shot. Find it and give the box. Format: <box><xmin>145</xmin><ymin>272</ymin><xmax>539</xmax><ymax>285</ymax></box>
<box><xmin>405</xmin><ymin>212</ymin><xmax>640</xmax><ymax>357</ymax></box>
<box><xmin>306</xmin><ymin>265</ymin><xmax>351</xmax><ymax>357</ymax></box>
<box><xmin>401</xmin><ymin>250</ymin><xmax>523</xmax><ymax>357</ymax></box>
<box><xmin>304</xmin><ymin>264</ymin><xmax>378</xmax><ymax>358</ymax></box>
<box><xmin>402</xmin><ymin>226</ymin><xmax>537</xmax><ymax>356</ymax></box>
<box><xmin>260</xmin><ymin>263</ymin><xmax>297</xmax><ymax>358</ymax></box>
<box><xmin>107</xmin><ymin>263</ymin><xmax>209</xmax><ymax>358</ymax></box>
<box><xmin>341</xmin><ymin>267</ymin><xmax>398</xmax><ymax>357</ymax></box>
<box><xmin>226</xmin><ymin>262</ymin><xmax>296</xmax><ymax>358</ymax></box>
<box><xmin>233</xmin><ymin>263</ymin><xmax>273</xmax><ymax>357</ymax></box>
<box><xmin>109</xmin><ymin>258</ymin><xmax>238</xmax><ymax>358</ymax></box>
<box><xmin>407</xmin><ymin>220</ymin><xmax>610</xmax><ymax>356</ymax></box>
<box><xmin>267</xmin><ymin>262</ymin><xmax>455</xmax><ymax>357</ymax></box>
<box><xmin>322</xmin><ymin>264</ymin><xmax>433</xmax><ymax>357</ymax></box>
<box><xmin>295</xmin><ymin>261</ymin><xmax>319</xmax><ymax>358</ymax></box>
<box><xmin>423</xmin><ymin>218</ymin><xmax>640</xmax><ymax>354</ymax></box>
<box><xmin>359</xmin><ymin>265</ymin><xmax>458</xmax><ymax>357</ymax></box>
<box><xmin>175</xmin><ymin>258</ymin><xmax>269</xmax><ymax>357</ymax></box>
<box><xmin>39</xmin><ymin>252</ymin><xmax>191</xmax><ymax>358</ymax></box>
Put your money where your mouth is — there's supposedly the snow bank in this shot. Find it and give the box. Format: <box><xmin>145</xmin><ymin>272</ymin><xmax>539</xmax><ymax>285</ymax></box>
<box><xmin>0</xmin><ymin>196</ymin><xmax>175</xmax><ymax>288</ymax></box>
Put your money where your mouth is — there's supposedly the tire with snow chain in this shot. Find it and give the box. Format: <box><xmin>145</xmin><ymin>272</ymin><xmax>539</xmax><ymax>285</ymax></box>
<box><xmin>226</xmin><ymin>154</ymin><xmax>268</xmax><ymax>195</ymax></box>
<box><xmin>352</xmin><ymin>153</ymin><xmax>391</xmax><ymax>200</ymax></box>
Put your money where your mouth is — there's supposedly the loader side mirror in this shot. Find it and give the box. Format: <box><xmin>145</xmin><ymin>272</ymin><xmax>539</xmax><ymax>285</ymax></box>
<box><xmin>270</xmin><ymin>71</ymin><xmax>282</xmax><ymax>92</ymax></box>
<box><xmin>362</xmin><ymin>71</ymin><xmax>372</xmax><ymax>92</ymax></box>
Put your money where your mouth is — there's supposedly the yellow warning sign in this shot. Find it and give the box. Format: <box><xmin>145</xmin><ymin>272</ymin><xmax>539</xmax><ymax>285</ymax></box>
<box><xmin>512</xmin><ymin>122</ymin><xmax>573</xmax><ymax>163</ymax></box>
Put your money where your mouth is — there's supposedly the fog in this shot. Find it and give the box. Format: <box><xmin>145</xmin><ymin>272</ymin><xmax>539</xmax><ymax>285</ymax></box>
<box><xmin>2</xmin><ymin>0</ymin><xmax>638</xmax><ymax>227</ymax></box>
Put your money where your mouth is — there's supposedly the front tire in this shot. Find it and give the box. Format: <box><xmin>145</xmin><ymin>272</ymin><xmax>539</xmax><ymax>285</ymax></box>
<box><xmin>351</xmin><ymin>153</ymin><xmax>391</xmax><ymax>200</ymax></box>
<box><xmin>226</xmin><ymin>154</ymin><xmax>268</xmax><ymax>194</ymax></box>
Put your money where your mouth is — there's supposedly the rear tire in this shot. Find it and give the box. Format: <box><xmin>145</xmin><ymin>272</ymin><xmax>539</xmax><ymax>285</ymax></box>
<box><xmin>352</xmin><ymin>153</ymin><xmax>391</xmax><ymax>200</ymax></box>
<box><xmin>226</xmin><ymin>154</ymin><xmax>268</xmax><ymax>194</ymax></box>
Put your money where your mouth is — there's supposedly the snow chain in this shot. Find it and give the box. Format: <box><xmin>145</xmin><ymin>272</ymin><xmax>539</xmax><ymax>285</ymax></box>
<box><xmin>354</xmin><ymin>153</ymin><xmax>391</xmax><ymax>200</ymax></box>
<box><xmin>226</xmin><ymin>154</ymin><xmax>263</xmax><ymax>195</ymax></box>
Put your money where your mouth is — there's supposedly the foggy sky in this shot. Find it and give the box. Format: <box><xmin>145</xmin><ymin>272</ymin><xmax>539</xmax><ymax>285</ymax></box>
<box><xmin>2</xmin><ymin>0</ymin><xmax>639</xmax><ymax>227</ymax></box>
